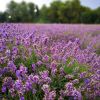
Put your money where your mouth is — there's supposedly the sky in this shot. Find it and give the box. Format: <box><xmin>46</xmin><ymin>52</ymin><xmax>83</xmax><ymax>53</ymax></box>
<box><xmin>0</xmin><ymin>0</ymin><xmax>100</xmax><ymax>12</ymax></box>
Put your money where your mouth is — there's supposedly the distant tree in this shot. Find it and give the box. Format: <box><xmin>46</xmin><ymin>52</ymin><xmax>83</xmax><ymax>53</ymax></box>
<box><xmin>65</xmin><ymin>0</ymin><xmax>81</xmax><ymax>23</ymax></box>
<box><xmin>81</xmin><ymin>8</ymin><xmax>99</xmax><ymax>23</ymax></box>
<box><xmin>95</xmin><ymin>7</ymin><xmax>100</xmax><ymax>23</ymax></box>
<box><xmin>0</xmin><ymin>12</ymin><xmax>8</xmax><ymax>22</ymax></box>
<box><xmin>39</xmin><ymin>5</ymin><xmax>50</xmax><ymax>23</ymax></box>
<box><xmin>0</xmin><ymin>0</ymin><xmax>100</xmax><ymax>23</ymax></box>
<box><xmin>48</xmin><ymin>0</ymin><xmax>62</xmax><ymax>23</ymax></box>
<box><xmin>28</xmin><ymin>2</ymin><xmax>37</xmax><ymax>22</ymax></box>
<box><xmin>5</xmin><ymin>0</ymin><xmax>39</xmax><ymax>22</ymax></box>
<box><xmin>6</xmin><ymin>1</ymin><xmax>19</xmax><ymax>22</ymax></box>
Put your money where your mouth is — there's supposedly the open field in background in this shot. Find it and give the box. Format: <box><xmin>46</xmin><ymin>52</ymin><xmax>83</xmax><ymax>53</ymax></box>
<box><xmin>0</xmin><ymin>24</ymin><xmax>100</xmax><ymax>100</ymax></box>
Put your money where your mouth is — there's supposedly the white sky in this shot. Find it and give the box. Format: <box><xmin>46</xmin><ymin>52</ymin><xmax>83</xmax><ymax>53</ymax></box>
<box><xmin>0</xmin><ymin>0</ymin><xmax>100</xmax><ymax>12</ymax></box>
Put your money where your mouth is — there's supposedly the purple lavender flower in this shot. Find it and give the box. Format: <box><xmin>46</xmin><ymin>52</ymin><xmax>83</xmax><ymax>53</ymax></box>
<box><xmin>59</xmin><ymin>67</ymin><xmax>66</xmax><ymax>76</ymax></box>
<box><xmin>16</xmin><ymin>65</ymin><xmax>28</xmax><ymax>80</ymax></box>
<box><xmin>72</xmin><ymin>89</ymin><xmax>82</xmax><ymax>100</ymax></box>
<box><xmin>9</xmin><ymin>88</ymin><xmax>16</xmax><ymax>97</ymax></box>
<box><xmin>84</xmin><ymin>78</ymin><xmax>91</xmax><ymax>84</ymax></box>
<box><xmin>32</xmin><ymin>63</ymin><xmax>36</xmax><ymax>71</ymax></box>
<box><xmin>14</xmin><ymin>79</ymin><xmax>23</xmax><ymax>90</ymax></box>
<box><xmin>16</xmin><ymin>70</ymin><xmax>21</xmax><ymax>78</ymax></box>
<box><xmin>12</xmin><ymin>46</ymin><xmax>18</xmax><ymax>55</ymax></box>
<box><xmin>42</xmin><ymin>55</ymin><xmax>49</xmax><ymax>62</ymax></box>
<box><xmin>42</xmin><ymin>84</ymin><xmax>50</xmax><ymax>94</ymax></box>
<box><xmin>5</xmin><ymin>49</ymin><xmax>11</xmax><ymax>57</ymax></box>
<box><xmin>50</xmin><ymin>61</ymin><xmax>57</xmax><ymax>70</ymax></box>
<box><xmin>2</xmin><ymin>86</ymin><xmax>6</xmax><ymax>93</ymax></box>
<box><xmin>7</xmin><ymin>61</ymin><xmax>17</xmax><ymax>72</ymax></box>
<box><xmin>65</xmin><ymin>82</ymin><xmax>74</xmax><ymax>91</ymax></box>
<box><xmin>2</xmin><ymin>77</ymin><xmax>14</xmax><ymax>89</ymax></box>
<box><xmin>2</xmin><ymin>67</ymin><xmax>10</xmax><ymax>74</ymax></box>
<box><xmin>24</xmin><ymin>81</ymin><xmax>32</xmax><ymax>91</ymax></box>
<box><xmin>37</xmin><ymin>60</ymin><xmax>42</xmax><ymax>66</ymax></box>
<box><xmin>32</xmin><ymin>75</ymin><xmax>39</xmax><ymax>83</ymax></box>
<box><xmin>28</xmin><ymin>74</ymin><xmax>39</xmax><ymax>84</ymax></box>
<box><xmin>96</xmin><ymin>70</ymin><xmax>100</xmax><ymax>74</ymax></box>
<box><xmin>40</xmin><ymin>70</ymin><xmax>49</xmax><ymax>79</ymax></box>
<box><xmin>20</xmin><ymin>96</ymin><xmax>25</xmax><ymax>100</ymax></box>
<box><xmin>79</xmin><ymin>72</ymin><xmax>86</xmax><ymax>78</ymax></box>
<box><xmin>0</xmin><ymin>57</ymin><xmax>5</xmax><ymax>64</ymax></box>
<box><xmin>19</xmin><ymin>65</ymin><xmax>27</xmax><ymax>74</ymax></box>
<box><xmin>48</xmin><ymin>90</ymin><xmax>56</xmax><ymax>100</ymax></box>
<box><xmin>51</xmin><ymin>69</ymin><xmax>57</xmax><ymax>76</ymax></box>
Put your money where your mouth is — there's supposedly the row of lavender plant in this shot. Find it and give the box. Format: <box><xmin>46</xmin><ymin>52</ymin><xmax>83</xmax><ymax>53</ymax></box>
<box><xmin>0</xmin><ymin>24</ymin><xmax>100</xmax><ymax>100</ymax></box>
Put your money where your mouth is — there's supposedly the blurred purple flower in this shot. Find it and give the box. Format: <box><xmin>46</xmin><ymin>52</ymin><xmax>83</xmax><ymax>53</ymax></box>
<box><xmin>72</xmin><ymin>89</ymin><xmax>82</xmax><ymax>100</ymax></box>
<box><xmin>84</xmin><ymin>78</ymin><xmax>91</xmax><ymax>84</ymax></box>
<box><xmin>2</xmin><ymin>86</ymin><xmax>6</xmax><ymax>93</ymax></box>
<box><xmin>37</xmin><ymin>60</ymin><xmax>42</xmax><ymax>66</ymax></box>
<box><xmin>20</xmin><ymin>96</ymin><xmax>25</xmax><ymax>100</ymax></box>
<box><xmin>32</xmin><ymin>63</ymin><xmax>36</xmax><ymax>71</ymax></box>
<box><xmin>42</xmin><ymin>84</ymin><xmax>50</xmax><ymax>94</ymax></box>
<box><xmin>7</xmin><ymin>61</ymin><xmax>17</xmax><ymax>72</ymax></box>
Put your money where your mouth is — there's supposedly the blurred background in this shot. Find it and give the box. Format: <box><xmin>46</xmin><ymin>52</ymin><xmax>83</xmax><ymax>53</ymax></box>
<box><xmin>0</xmin><ymin>0</ymin><xmax>100</xmax><ymax>23</ymax></box>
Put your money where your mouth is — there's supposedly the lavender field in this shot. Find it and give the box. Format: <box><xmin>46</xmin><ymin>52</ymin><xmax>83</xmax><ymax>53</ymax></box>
<box><xmin>0</xmin><ymin>24</ymin><xmax>100</xmax><ymax>100</ymax></box>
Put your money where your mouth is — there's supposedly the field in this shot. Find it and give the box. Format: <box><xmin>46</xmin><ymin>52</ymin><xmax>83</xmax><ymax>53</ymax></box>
<box><xmin>0</xmin><ymin>24</ymin><xmax>100</xmax><ymax>100</ymax></box>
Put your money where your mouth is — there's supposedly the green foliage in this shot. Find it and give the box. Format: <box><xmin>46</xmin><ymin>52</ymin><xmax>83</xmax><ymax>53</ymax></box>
<box><xmin>96</xmin><ymin>48</ymin><xmax>100</xmax><ymax>55</ymax></box>
<box><xmin>37</xmin><ymin>65</ymin><xmax>47</xmax><ymax>72</ymax></box>
<box><xmin>39</xmin><ymin>0</ymin><xmax>100</xmax><ymax>23</ymax></box>
<box><xmin>24</xmin><ymin>51</ymin><xmax>37</xmax><ymax>67</ymax></box>
<box><xmin>63</xmin><ymin>57</ymin><xmax>88</xmax><ymax>74</ymax></box>
<box><xmin>63</xmin><ymin>57</ymin><xmax>77</xmax><ymax>74</ymax></box>
<box><xmin>50</xmin><ymin>73</ymin><xmax>67</xmax><ymax>100</ymax></box>
<box><xmin>14</xmin><ymin>48</ymin><xmax>37</xmax><ymax>71</ymax></box>
<box><xmin>0</xmin><ymin>0</ymin><xmax>100</xmax><ymax>23</ymax></box>
<box><xmin>2</xmin><ymin>1</ymin><xmax>39</xmax><ymax>22</ymax></box>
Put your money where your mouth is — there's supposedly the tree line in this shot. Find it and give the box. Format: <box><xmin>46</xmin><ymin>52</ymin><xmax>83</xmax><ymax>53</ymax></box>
<box><xmin>0</xmin><ymin>0</ymin><xmax>100</xmax><ymax>23</ymax></box>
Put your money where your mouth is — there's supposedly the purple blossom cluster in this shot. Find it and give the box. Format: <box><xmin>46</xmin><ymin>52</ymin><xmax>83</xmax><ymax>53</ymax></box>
<box><xmin>0</xmin><ymin>24</ymin><xmax>100</xmax><ymax>100</ymax></box>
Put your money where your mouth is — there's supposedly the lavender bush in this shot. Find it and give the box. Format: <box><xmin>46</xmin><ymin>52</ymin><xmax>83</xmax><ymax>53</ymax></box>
<box><xmin>0</xmin><ymin>24</ymin><xmax>100</xmax><ymax>100</ymax></box>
